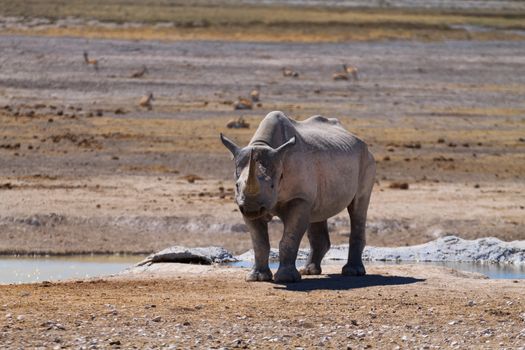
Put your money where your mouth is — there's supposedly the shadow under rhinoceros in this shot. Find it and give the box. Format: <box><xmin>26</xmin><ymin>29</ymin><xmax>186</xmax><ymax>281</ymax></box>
<box><xmin>274</xmin><ymin>274</ymin><xmax>425</xmax><ymax>292</ymax></box>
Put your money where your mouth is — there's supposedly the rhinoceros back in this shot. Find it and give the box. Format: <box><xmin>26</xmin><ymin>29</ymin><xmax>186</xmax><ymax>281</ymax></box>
<box><xmin>250</xmin><ymin>111</ymin><xmax>362</xmax><ymax>153</ymax></box>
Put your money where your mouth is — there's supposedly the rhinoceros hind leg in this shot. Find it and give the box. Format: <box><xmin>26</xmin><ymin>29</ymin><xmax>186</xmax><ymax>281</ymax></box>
<box><xmin>300</xmin><ymin>221</ymin><xmax>330</xmax><ymax>275</ymax></box>
<box><xmin>246</xmin><ymin>268</ymin><xmax>273</xmax><ymax>282</ymax></box>
<box><xmin>344</xmin><ymin>203</ymin><xmax>369</xmax><ymax>277</ymax></box>
<box><xmin>300</xmin><ymin>263</ymin><xmax>322</xmax><ymax>275</ymax></box>
<box><xmin>344</xmin><ymin>158</ymin><xmax>375</xmax><ymax>277</ymax></box>
<box><xmin>342</xmin><ymin>262</ymin><xmax>366</xmax><ymax>276</ymax></box>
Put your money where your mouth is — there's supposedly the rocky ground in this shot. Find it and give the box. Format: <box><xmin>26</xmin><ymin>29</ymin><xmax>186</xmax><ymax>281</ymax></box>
<box><xmin>1</xmin><ymin>264</ymin><xmax>524</xmax><ymax>348</ymax></box>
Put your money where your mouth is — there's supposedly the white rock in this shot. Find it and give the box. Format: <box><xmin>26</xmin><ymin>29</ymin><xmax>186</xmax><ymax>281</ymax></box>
<box><xmin>239</xmin><ymin>236</ymin><xmax>525</xmax><ymax>265</ymax></box>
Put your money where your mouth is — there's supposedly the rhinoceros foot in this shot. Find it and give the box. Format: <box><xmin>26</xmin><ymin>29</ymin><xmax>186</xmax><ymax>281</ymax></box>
<box><xmin>342</xmin><ymin>263</ymin><xmax>366</xmax><ymax>276</ymax></box>
<box><xmin>300</xmin><ymin>263</ymin><xmax>322</xmax><ymax>276</ymax></box>
<box><xmin>246</xmin><ymin>268</ymin><xmax>273</xmax><ymax>282</ymax></box>
<box><xmin>274</xmin><ymin>266</ymin><xmax>302</xmax><ymax>283</ymax></box>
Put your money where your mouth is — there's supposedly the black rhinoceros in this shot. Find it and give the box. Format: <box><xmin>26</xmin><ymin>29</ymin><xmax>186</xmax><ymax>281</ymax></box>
<box><xmin>220</xmin><ymin>111</ymin><xmax>376</xmax><ymax>283</ymax></box>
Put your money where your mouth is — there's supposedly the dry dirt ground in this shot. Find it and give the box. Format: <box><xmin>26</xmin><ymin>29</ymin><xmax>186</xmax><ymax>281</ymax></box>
<box><xmin>0</xmin><ymin>2</ymin><xmax>524</xmax><ymax>348</ymax></box>
<box><xmin>1</xmin><ymin>264</ymin><xmax>524</xmax><ymax>349</ymax></box>
<box><xmin>1</xmin><ymin>176</ymin><xmax>524</xmax><ymax>255</ymax></box>
<box><xmin>0</xmin><ymin>35</ymin><xmax>524</xmax><ymax>254</ymax></box>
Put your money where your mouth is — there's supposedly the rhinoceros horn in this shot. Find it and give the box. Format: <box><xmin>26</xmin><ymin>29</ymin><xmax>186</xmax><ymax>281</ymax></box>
<box><xmin>245</xmin><ymin>150</ymin><xmax>260</xmax><ymax>195</ymax></box>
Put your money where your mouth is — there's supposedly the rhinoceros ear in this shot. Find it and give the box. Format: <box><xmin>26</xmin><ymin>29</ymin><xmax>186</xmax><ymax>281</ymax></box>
<box><xmin>274</xmin><ymin>136</ymin><xmax>296</xmax><ymax>155</ymax></box>
<box><xmin>220</xmin><ymin>133</ymin><xmax>240</xmax><ymax>158</ymax></box>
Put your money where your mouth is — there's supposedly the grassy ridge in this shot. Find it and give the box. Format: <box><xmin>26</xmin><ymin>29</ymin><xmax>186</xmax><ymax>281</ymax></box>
<box><xmin>0</xmin><ymin>0</ymin><xmax>524</xmax><ymax>41</ymax></box>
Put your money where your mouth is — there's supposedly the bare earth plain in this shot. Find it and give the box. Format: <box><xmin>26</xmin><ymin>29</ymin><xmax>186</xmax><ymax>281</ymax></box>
<box><xmin>1</xmin><ymin>265</ymin><xmax>525</xmax><ymax>349</ymax></box>
<box><xmin>0</xmin><ymin>2</ymin><xmax>525</xmax><ymax>348</ymax></box>
<box><xmin>0</xmin><ymin>36</ymin><xmax>523</xmax><ymax>254</ymax></box>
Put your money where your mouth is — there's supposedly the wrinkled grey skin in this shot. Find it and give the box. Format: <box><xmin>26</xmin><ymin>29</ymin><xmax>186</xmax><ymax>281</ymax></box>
<box><xmin>220</xmin><ymin>111</ymin><xmax>376</xmax><ymax>283</ymax></box>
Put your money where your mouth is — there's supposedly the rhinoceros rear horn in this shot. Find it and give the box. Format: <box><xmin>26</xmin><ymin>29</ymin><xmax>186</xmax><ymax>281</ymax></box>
<box><xmin>220</xmin><ymin>133</ymin><xmax>240</xmax><ymax>158</ymax></box>
<box><xmin>245</xmin><ymin>150</ymin><xmax>260</xmax><ymax>195</ymax></box>
<box><xmin>274</xmin><ymin>136</ymin><xmax>296</xmax><ymax>154</ymax></box>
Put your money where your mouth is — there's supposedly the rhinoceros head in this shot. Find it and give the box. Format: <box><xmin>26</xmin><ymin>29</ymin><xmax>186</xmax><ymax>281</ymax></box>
<box><xmin>220</xmin><ymin>134</ymin><xmax>295</xmax><ymax>219</ymax></box>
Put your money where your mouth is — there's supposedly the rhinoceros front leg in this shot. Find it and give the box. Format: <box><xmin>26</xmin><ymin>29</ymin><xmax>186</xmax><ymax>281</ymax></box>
<box><xmin>275</xmin><ymin>200</ymin><xmax>310</xmax><ymax>283</ymax></box>
<box><xmin>300</xmin><ymin>220</ymin><xmax>330</xmax><ymax>276</ymax></box>
<box><xmin>244</xmin><ymin>217</ymin><xmax>273</xmax><ymax>282</ymax></box>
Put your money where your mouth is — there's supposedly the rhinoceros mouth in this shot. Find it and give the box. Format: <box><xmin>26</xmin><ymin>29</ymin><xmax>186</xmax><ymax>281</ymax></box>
<box><xmin>241</xmin><ymin>206</ymin><xmax>267</xmax><ymax>219</ymax></box>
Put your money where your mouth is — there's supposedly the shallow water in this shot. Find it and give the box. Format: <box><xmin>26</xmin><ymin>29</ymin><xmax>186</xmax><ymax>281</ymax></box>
<box><xmin>229</xmin><ymin>260</ymin><xmax>525</xmax><ymax>280</ymax></box>
<box><xmin>0</xmin><ymin>255</ymin><xmax>145</xmax><ymax>284</ymax></box>
<box><xmin>1</xmin><ymin>256</ymin><xmax>524</xmax><ymax>284</ymax></box>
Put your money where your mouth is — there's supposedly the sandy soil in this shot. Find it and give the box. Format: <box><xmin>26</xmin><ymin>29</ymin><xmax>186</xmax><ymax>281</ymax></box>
<box><xmin>1</xmin><ymin>264</ymin><xmax>524</xmax><ymax>348</ymax></box>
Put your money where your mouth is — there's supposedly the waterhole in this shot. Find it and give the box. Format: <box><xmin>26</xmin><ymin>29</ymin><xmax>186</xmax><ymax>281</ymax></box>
<box><xmin>0</xmin><ymin>255</ymin><xmax>145</xmax><ymax>284</ymax></box>
<box><xmin>1</xmin><ymin>256</ymin><xmax>523</xmax><ymax>284</ymax></box>
<box><xmin>228</xmin><ymin>260</ymin><xmax>525</xmax><ymax>280</ymax></box>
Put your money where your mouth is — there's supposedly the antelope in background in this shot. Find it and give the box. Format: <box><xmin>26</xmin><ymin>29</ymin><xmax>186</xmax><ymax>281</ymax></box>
<box><xmin>250</xmin><ymin>86</ymin><xmax>260</xmax><ymax>102</ymax></box>
<box><xmin>131</xmin><ymin>65</ymin><xmax>148</xmax><ymax>78</ymax></box>
<box><xmin>138</xmin><ymin>93</ymin><xmax>154</xmax><ymax>110</ymax></box>
<box><xmin>83</xmin><ymin>51</ymin><xmax>99</xmax><ymax>70</ymax></box>
<box><xmin>332</xmin><ymin>64</ymin><xmax>359</xmax><ymax>81</ymax></box>
<box><xmin>343</xmin><ymin>64</ymin><xmax>359</xmax><ymax>80</ymax></box>
<box><xmin>282</xmin><ymin>67</ymin><xmax>299</xmax><ymax>78</ymax></box>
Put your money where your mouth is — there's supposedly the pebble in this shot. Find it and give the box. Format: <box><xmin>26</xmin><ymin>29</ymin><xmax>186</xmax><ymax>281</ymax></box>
<box><xmin>152</xmin><ymin>316</ymin><xmax>162</xmax><ymax>322</ymax></box>
<box><xmin>319</xmin><ymin>336</ymin><xmax>330</xmax><ymax>343</ymax></box>
<box><xmin>355</xmin><ymin>330</ymin><xmax>366</xmax><ymax>338</ymax></box>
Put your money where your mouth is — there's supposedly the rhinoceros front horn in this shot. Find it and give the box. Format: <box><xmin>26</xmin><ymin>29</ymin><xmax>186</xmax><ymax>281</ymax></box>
<box><xmin>245</xmin><ymin>150</ymin><xmax>260</xmax><ymax>195</ymax></box>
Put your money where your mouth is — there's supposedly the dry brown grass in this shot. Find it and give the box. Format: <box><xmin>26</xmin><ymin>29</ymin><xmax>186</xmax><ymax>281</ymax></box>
<box><xmin>1</xmin><ymin>0</ymin><xmax>524</xmax><ymax>42</ymax></box>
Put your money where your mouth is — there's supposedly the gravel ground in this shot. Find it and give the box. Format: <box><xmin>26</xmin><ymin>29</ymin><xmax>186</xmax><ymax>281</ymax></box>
<box><xmin>1</xmin><ymin>264</ymin><xmax>524</xmax><ymax>349</ymax></box>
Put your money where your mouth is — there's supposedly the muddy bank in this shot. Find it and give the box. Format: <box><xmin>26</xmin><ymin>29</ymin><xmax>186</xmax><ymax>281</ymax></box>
<box><xmin>235</xmin><ymin>236</ymin><xmax>525</xmax><ymax>264</ymax></box>
<box><xmin>133</xmin><ymin>235</ymin><xmax>525</xmax><ymax>267</ymax></box>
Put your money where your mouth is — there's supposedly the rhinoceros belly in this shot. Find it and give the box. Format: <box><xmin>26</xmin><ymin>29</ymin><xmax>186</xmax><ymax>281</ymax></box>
<box><xmin>308</xmin><ymin>152</ymin><xmax>360</xmax><ymax>222</ymax></box>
